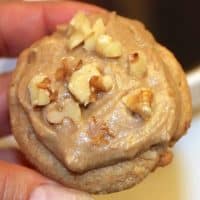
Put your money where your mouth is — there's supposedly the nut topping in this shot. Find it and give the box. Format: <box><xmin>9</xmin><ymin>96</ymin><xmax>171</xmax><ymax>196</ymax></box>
<box><xmin>63</xmin><ymin>56</ymin><xmax>82</xmax><ymax>71</ymax></box>
<box><xmin>68</xmin><ymin>63</ymin><xmax>100</xmax><ymax>105</ymax></box>
<box><xmin>46</xmin><ymin>99</ymin><xmax>81</xmax><ymax>124</ymax></box>
<box><xmin>68</xmin><ymin>63</ymin><xmax>113</xmax><ymax>105</ymax></box>
<box><xmin>28</xmin><ymin>74</ymin><xmax>51</xmax><ymax>106</ymax></box>
<box><xmin>49</xmin><ymin>90</ymin><xmax>58</xmax><ymax>102</ymax></box>
<box><xmin>67</xmin><ymin>12</ymin><xmax>92</xmax><ymax>49</ymax></box>
<box><xmin>55</xmin><ymin>57</ymin><xmax>82</xmax><ymax>81</ymax></box>
<box><xmin>55</xmin><ymin>66</ymin><xmax>68</xmax><ymax>81</ymax></box>
<box><xmin>122</xmin><ymin>88</ymin><xmax>153</xmax><ymax>120</ymax></box>
<box><xmin>67</xmin><ymin>12</ymin><xmax>123</xmax><ymax>59</ymax></box>
<box><xmin>128</xmin><ymin>52</ymin><xmax>147</xmax><ymax>78</ymax></box>
<box><xmin>67</xmin><ymin>31</ymin><xmax>85</xmax><ymax>50</ymax></box>
<box><xmin>92</xmin><ymin>18</ymin><xmax>106</xmax><ymax>36</ymax></box>
<box><xmin>90</xmin><ymin>75</ymin><xmax>113</xmax><ymax>92</ymax></box>
<box><xmin>96</xmin><ymin>34</ymin><xmax>122</xmax><ymax>58</ymax></box>
<box><xmin>37</xmin><ymin>77</ymin><xmax>51</xmax><ymax>89</ymax></box>
<box><xmin>84</xmin><ymin>18</ymin><xmax>106</xmax><ymax>51</ymax></box>
<box><xmin>70</xmin><ymin>12</ymin><xmax>92</xmax><ymax>38</ymax></box>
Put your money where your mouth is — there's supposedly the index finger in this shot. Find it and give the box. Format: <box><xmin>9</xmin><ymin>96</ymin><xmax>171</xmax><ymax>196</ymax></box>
<box><xmin>0</xmin><ymin>1</ymin><xmax>104</xmax><ymax>57</ymax></box>
<box><xmin>0</xmin><ymin>73</ymin><xmax>11</xmax><ymax>136</ymax></box>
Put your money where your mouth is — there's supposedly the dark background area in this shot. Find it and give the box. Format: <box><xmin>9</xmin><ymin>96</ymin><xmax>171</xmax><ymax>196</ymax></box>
<box><xmin>83</xmin><ymin>0</ymin><xmax>200</xmax><ymax>70</ymax></box>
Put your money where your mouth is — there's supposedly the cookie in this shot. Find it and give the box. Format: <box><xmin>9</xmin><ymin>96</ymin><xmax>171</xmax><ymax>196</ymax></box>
<box><xmin>9</xmin><ymin>12</ymin><xmax>192</xmax><ymax>193</ymax></box>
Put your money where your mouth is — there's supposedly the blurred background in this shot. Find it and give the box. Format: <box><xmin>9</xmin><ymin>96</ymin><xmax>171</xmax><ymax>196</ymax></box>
<box><xmin>81</xmin><ymin>0</ymin><xmax>200</xmax><ymax>70</ymax></box>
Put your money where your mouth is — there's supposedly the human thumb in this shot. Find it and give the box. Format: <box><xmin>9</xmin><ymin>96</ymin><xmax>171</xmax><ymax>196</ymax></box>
<box><xmin>0</xmin><ymin>161</ymin><xmax>93</xmax><ymax>200</ymax></box>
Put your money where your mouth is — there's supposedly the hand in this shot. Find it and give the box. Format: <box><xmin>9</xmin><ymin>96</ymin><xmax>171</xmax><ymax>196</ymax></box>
<box><xmin>0</xmin><ymin>2</ymin><xmax>103</xmax><ymax>199</ymax></box>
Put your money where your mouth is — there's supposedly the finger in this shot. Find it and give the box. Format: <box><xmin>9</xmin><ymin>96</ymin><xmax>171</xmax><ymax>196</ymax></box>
<box><xmin>0</xmin><ymin>149</ymin><xmax>30</xmax><ymax>166</ymax></box>
<box><xmin>0</xmin><ymin>135</ymin><xmax>29</xmax><ymax>166</ymax></box>
<box><xmin>0</xmin><ymin>1</ymin><xmax>104</xmax><ymax>56</ymax></box>
<box><xmin>0</xmin><ymin>135</ymin><xmax>19</xmax><ymax>150</ymax></box>
<box><xmin>0</xmin><ymin>73</ymin><xmax>11</xmax><ymax>136</ymax></box>
<box><xmin>0</xmin><ymin>161</ymin><xmax>93</xmax><ymax>200</ymax></box>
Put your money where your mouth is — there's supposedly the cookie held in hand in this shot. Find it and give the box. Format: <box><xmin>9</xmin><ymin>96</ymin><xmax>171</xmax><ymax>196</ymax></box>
<box><xmin>9</xmin><ymin>12</ymin><xmax>192</xmax><ymax>194</ymax></box>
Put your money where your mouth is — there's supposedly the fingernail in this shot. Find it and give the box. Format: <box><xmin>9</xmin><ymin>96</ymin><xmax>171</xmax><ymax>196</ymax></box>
<box><xmin>29</xmin><ymin>184</ymin><xmax>94</xmax><ymax>200</ymax></box>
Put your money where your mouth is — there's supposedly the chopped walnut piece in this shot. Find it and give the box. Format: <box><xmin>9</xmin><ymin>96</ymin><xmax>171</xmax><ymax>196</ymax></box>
<box><xmin>67</xmin><ymin>13</ymin><xmax>122</xmax><ymax>58</ymax></box>
<box><xmin>89</xmin><ymin>92</ymin><xmax>97</xmax><ymax>103</ymax></box>
<box><xmin>96</xmin><ymin>34</ymin><xmax>122</xmax><ymax>58</ymax></box>
<box><xmin>90</xmin><ymin>75</ymin><xmax>113</xmax><ymax>92</ymax></box>
<box><xmin>55</xmin><ymin>57</ymin><xmax>82</xmax><ymax>81</ymax></box>
<box><xmin>68</xmin><ymin>63</ymin><xmax>101</xmax><ymax>105</ymax></box>
<box><xmin>67</xmin><ymin>12</ymin><xmax>92</xmax><ymax>49</ymax></box>
<box><xmin>63</xmin><ymin>56</ymin><xmax>82</xmax><ymax>71</ymax></box>
<box><xmin>88</xmin><ymin>117</ymin><xmax>114</xmax><ymax>145</ymax></box>
<box><xmin>28</xmin><ymin>74</ymin><xmax>51</xmax><ymax>106</ymax></box>
<box><xmin>70</xmin><ymin>12</ymin><xmax>92</xmax><ymax>37</ymax></box>
<box><xmin>158</xmin><ymin>151</ymin><xmax>173</xmax><ymax>167</ymax></box>
<box><xmin>84</xmin><ymin>18</ymin><xmax>106</xmax><ymax>51</ymax></box>
<box><xmin>46</xmin><ymin>103</ymin><xmax>65</xmax><ymax>124</ymax></box>
<box><xmin>67</xmin><ymin>31</ymin><xmax>85</xmax><ymax>50</ymax></box>
<box><xmin>68</xmin><ymin>62</ymin><xmax>113</xmax><ymax>105</ymax></box>
<box><xmin>101</xmin><ymin>75</ymin><xmax>113</xmax><ymax>91</ymax></box>
<box><xmin>49</xmin><ymin>90</ymin><xmax>58</xmax><ymax>102</ymax></box>
<box><xmin>46</xmin><ymin>99</ymin><xmax>81</xmax><ymax>124</ymax></box>
<box><xmin>128</xmin><ymin>52</ymin><xmax>147</xmax><ymax>78</ymax></box>
<box><xmin>38</xmin><ymin>77</ymin><xmax>58</xmax><ymax>102</ymax></box>
<box><xmin>37</xmin><ymin>77</ymin><xmax>51</xmax><ymax>89</ymax></box>
<box><xmin>122</xmin><ymin>88</ymin><xmax>153</xmax><ymax>120</ymax></box>
<box><xmin>92</xmin><ymin>18</ymin><xmax>106</xmax><ymax>36</ymax></box>
<box><xmin>83</xmin><ymin>35</ymin><xmax>96</xmax><ymax>51</ymax></box>
<box><xmin>55</xmin><ymin>66</ymin><xmax>68</xmax><ymax>81</ymax></box>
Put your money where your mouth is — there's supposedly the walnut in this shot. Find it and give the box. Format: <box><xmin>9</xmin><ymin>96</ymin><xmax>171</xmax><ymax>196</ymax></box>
<box><xmin>28</xmin><ymin>74</ymin><xmax>51</xmax><ymax>106</ymax></box>
<box><xmin>46</xmin><ymin>99</ymin><xmax>81</xmax><ymax>124</ymax></box>
<box><xmin>68</xmin><ymin>63</ymin><xmax>113</xmax><ymax>105</ymax></box>
<box><xmin>122</xmin><ymin>88</ymin><xmax>153</xmax><ymax>120</ymax></box>
<box><xmin>49</xmin><ymin>90</ymin><xmax>58</xmax><ymax>102</ymax></box>
<box><xmin>128</xmin><ymin>52</ymin><xmax>147</xmax><ymax>78</ymax></box>
<box><xmin>67</xmin><ymin>12</ymin><xmax>92</xmax><ymax>49</ymax></box>
<box><xmin>70</xmin><ymin>12</ymin><xmax>92</xmax><ymax>37</ymax></box>
<box><xmin>55</xmin><ymin>57</ymin><xmax>82</xmax><ymax>81</ymax></box>
<box><xmin>90</xmin><ymin>75</ymin><xmax>113</xmax><ymax>92</ymax></box>
<box><xmin>63</xmin><ymin>56</ymin><xmax>82</xmax><ymax>71</ymax></box>
<box><xmin>67</xmin><ymin>13</ymin><xmax>123</xmax><ymax>59</ymax></box>
<box><xmin>96</xmin><ymin>34</ymin><xmax>122</xmax><ymax>58</ymax></box>
<box><xmin>84</xmin><ymin>18</ymin><xmax>106</xmax><ymax>51</ymax></box>
<box><xmin>68</xmin><ymin>63</ymin><xmax>101</xmax><ymax>105</ymax></box>
<box><xmin>55</xmin><ymin>66</ymin><xmax>68</xmax><ymax>81</ymax></box>
<box><xmin>37</xmin><ymin>77</ymin><xmax>51</xmax><ymax>89</ymax></box>
<box><xmin>67</xmin><ymin>31</ymin><xmax>85</xmax><ymax>50</ymax></box>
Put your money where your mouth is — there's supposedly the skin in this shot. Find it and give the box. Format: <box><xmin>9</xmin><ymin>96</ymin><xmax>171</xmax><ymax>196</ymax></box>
<box><xmin>0</xmin><ymin>2</ymin><xmax>103</xmax><ymax>199</ymax></box>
